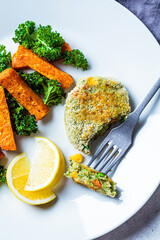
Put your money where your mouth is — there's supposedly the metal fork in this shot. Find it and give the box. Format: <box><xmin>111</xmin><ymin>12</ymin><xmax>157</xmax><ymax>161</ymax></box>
<box><xmin>88</xmin><ymin>77</ymin><xmax>160</xmax><ymax>174</ymax></box>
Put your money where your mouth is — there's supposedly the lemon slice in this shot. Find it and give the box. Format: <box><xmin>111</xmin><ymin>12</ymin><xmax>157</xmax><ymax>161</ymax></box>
<box><xmin>25</xmin><ymin>137</ymin><xmax>65</xmax><ymax>191</ymax></box>
<box><xmin>6</xmin><ymin>153</ymin><xmax>56</xmax><ymax>205</ymax></box>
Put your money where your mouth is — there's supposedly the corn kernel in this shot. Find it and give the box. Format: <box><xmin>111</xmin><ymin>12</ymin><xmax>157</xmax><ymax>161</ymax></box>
<box><xmin>69</xmin><ymin>153</ymin><xmax>83</xmax><ymax>163</ymax></box>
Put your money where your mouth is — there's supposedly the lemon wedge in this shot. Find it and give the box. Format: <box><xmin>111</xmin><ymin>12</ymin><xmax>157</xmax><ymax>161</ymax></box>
<box><xmin>6</xmin><ymin>153</ymin><xmax>56</xmax><ymax>205</ymax></box>
<box><xmin>25</xmin><ymin>137</ymin><xmax>65</xmax><ymax>191</ymax></box>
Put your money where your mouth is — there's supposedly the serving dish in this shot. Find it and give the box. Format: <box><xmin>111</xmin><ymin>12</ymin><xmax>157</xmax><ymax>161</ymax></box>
<box><xmin>0</xmin><ymin>0</ymin><xmax>160</xmax><ymax>239</ymax></box>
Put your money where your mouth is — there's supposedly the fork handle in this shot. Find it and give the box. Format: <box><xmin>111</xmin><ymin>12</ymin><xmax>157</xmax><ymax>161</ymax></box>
<box><xmin>133</xmin><ymin>77</ymin><xmax>160</xmax><ymax>117</ymax></box>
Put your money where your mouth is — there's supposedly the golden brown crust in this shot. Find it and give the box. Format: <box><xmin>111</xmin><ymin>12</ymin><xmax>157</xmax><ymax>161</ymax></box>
<box><xmin>0</xmin><ymin>68</ymin><xmax>50</xmax><ymax>121</ymax></box>
<box><xmin>16</xmin><ymin>45</ymin><xmax>74</xmax><ymax>89</ymax></box>
<box><xmin>0</xmin><ymin>86</ymin><xmax>16</xmax><ymax>151</ymax></box>
<box><xmin>12</xmin><ymin>53</ymin><xmax>28</xmax><ymax>70</ymax></box>
<box><xmin>0</xmin><ymin>150</ymin><xmax>5</xmax><ymax>160</ymax></box>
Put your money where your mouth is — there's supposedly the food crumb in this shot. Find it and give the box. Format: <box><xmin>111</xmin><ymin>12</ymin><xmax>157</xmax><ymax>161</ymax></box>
<box><xmin>69</xmin><ymin>153</ymin><xmax>83</xmax><ymax>163</ymax></box>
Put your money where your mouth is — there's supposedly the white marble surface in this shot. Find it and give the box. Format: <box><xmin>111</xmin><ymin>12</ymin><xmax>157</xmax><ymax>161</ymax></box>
<box><xmin>96</xmin><ymin>185</ymin><xmax>160</xmax><ymax>240</ymax></box>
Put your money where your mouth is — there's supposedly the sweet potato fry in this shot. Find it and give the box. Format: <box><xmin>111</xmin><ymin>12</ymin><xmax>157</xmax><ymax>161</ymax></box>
<box><xmin>15</xmin><ymin>45</ymin><xmax>74</xmax><ymax>89</ymax></box>
<box><xmin>12</xmin><ymin>42</ymin><xmax>72</xmax><ymax>70</ymax></box>
<box><xmin>0</xmin><ymin>150</ymin><xmax>5</xmax><ymax>160</ymax></box>
<box><xmin>0</xmin><ymin>68</ymin><xmax>50</xmax><ymax>121</ymax></box>
<box><xmin>12</xmin><ymin>53</ymin><xmax>28</xmax><ymax>70</ymax></box>
<box><xmin>0</xmin><ymin>86</ymin><xmax>16</xmax><ymax>151</ymax></box>
<box><xmin>61</xmin><ymin>42</ymin><xmax>72</xmax><ymax>54</ymax></box>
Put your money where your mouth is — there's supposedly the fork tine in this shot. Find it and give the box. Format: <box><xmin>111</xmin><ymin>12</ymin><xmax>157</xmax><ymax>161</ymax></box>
<box><xmin>104</xmin><ymin>150</ymin><xmax>124</xmax><ymax>174</ymax></box>
<box><xmin>97</xmin><ymin>147</ymin><xmax>120</xmax><ymax>172</ymax></box>
<box><xmin>93</xmin><ymin>143</ymin><xmax>114</xmax><ymax>169</ymax></box>
<box><xmin>87</xmin><ymin>139</ymin><xmax>110</xmax><ymax>166</ymax></box>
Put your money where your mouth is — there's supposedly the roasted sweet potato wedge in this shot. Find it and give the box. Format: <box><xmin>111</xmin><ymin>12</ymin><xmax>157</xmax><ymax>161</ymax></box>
<box><xmin>12</xmin><ymin>52</ymin><xmax>28</xmax><ymax>70</ymax></box>
<box><xmin>12</xmin><ymin>42</ymin><xmax>72</xmax><ymax>70</ymax></box>
<box><xmin>0</xmin><ymin>86</ymin><xmax>16</xmax><ymax>151</ymax></box>
<box><xmin>14</xmin><ymin>45</ymin><xmax>74</xmax><ymax>89</ymax></box>
<box><xmin>0</xmin><ymin>68</ymin><xmax>50</xmax><ymax>121</ymax></box>
<box><xmin>0</xmin><ymin>150</ymin><xmax>5</xmax><ymax>160</ymax></box>
<box><xmin>61</xmin><ymin>42</ymin><xmax>72</xmax><ymax>54</ymax></box>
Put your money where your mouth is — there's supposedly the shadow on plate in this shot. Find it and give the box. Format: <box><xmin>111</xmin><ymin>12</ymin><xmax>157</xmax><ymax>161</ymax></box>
<box><xmin>34</xmin><ymin>176</ymin><xmax>67</xmax><ymax>210</ymax></box>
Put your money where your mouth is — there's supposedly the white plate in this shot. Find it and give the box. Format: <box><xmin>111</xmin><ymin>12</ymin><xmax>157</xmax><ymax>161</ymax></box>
<box><xmin>0</xmin><ymin>0</ymin><xmax>160</xmax><ymax>239</ymax></box>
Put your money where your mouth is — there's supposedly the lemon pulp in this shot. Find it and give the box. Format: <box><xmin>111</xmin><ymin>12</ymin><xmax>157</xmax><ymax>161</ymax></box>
<box><xmin>7</xmin><ymin>153</ymin><xmax>56</xmax><ymax>205</ymax></box>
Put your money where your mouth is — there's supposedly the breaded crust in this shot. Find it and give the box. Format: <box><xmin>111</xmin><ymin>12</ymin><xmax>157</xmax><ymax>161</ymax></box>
<box><xmin>15</xmin><ymin>45</ymin><xmax>74</xmax><ymax>89</ymax></box>
<box><xmin>0</xmin><ymin>68</ymin><xmax>50</xmax><ymax>121</ymax></box>
<box><xmin>0</xmin><ymin>86</ymin><xmax>16</xmax><ymax>151</ymax></box>
<box><xmin>65</xmin><ymin>76</ymin><xmax>131</xmax><ymax>154</ymax></box>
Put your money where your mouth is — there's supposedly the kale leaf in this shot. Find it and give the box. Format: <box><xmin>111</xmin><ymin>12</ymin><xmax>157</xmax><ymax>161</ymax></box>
<box><xmin>0</xmin><ymin>165</ymin><xmax>7</xmax><ymax>183</ymax></box>
<box><xmin>12</xmin><ymin>21</ymin><xmax>88</xmax><ymax>69</ymax></box>
<box><xmin>62</xmin><ymin>49</ymin><xmax>89</xmax><ymax>70</ymax></box>
<box><xmin>5</xmin><ymin>90</ymin><xmax>38</xmax><ymax>136</ymax></box>
<box><xmin>0</xmin><ymin>45</ymin><xmax>11</xmax><ymax>73</ymax></box>
<box><xmin>43</xmin><ymin>79</ymin><xmax>66</xmax><ymax>107</ymax></box>
<box><xmin>12</xmin><ymin>21</ymin><xmax>35</xmax><ymax>49</ymax></box>
<box><xmin>19</xmin><ymin>71</ymin><xmax>65</xmax><ymax>107</ymax></box>
<box><xmin>32</xmin><ymin>25</ymin><xmax>65</xmax><ymax>61</ymax></box>
<box><xmin>19</xmin><ymin>71</ymin><xmax>44</xmax><ymax>95</ymax></box>
<box><xmin>0</xmin><ymin>45</ymin><xmax>38</xmax><ymax>136</ymax></box>
<box><xmin>12</xmin><ymin>21</ymin><xmax>65</xmax><ymax>61</ymax></box>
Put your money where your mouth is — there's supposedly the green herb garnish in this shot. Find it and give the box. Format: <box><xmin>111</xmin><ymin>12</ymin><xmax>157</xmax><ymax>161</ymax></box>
<box><xmin>5</xmin><ymin>90</ymin><xmax>38</xmax><ymax>136</ymax></box>
<box><xmin>62</xmin><ymin>49</ymin><xmax>89</xmax><ymax>71</ymax></box>
<box><xmin>32</xmin><ymin>25</ymin><xmax>65</xmax><ymax>61</ymax></box>
<box><xmin>0</xmin><ymin>45</ymin><xmax>11</xmax><ymax>73</ymax></box>
<box><xmin>13</xmin><ymin>21</ymin><xmax>88</xmax><ymax>70</ymax></box>
<box><xmin>0</xmin><ymin>165</ymin><xmax>7</xmax><ymax>183</ymax></box>
<box><xmin>0</xmin><ymin>45</ymin><xmax>38</xmax><ymax>136</ymax></box>
<box><xmin>97</xmin><ymin>172</ymin><xmax>106</xmax><ymax>178</ymax></box>
<box><xmin>19</xmin><ymin>71</ymin><xmax>65</xmax><ymax>107</ymax></box>
<box><xmin>12</xmin><ymin>21</ymin><xmax>35</xmax><ymax>49</ymax></box>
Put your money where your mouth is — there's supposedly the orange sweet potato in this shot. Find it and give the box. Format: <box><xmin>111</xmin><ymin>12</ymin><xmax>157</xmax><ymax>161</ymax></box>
<box><xmin>0</xmin><ymin>151</ymin><xmax>5</xmax><ymax>160</ymax></box>
<box><xmin>0</xmin><ymin>86</ymin><xmax>16</xmax><ymax>151</ymax></box>
<box><xmin>12</xmin><ymin>52</ymin><xmax>28</xmax><ymax>70</ymax></box>
<box><xmin>92</xmin><ymin>179</ymin><xmax>102</xmax><ymax>189</ymax></box>
<box><xmin>0</xmin><ymin>68</ymin><xmax>50</xmax><ymax>121</ymax></box>
<box><xmin>61</xmin><ymin>42</ymin><xmax>72</xmax><ymax>54</ymax></box>
<box><xmin>15</xmin><ymin>45</ymin><xmax>74</xmax><ymax>89</ymax></box>
<box><xmin>12</xmin><ymin>42</ymin><xmax>72</xmax><ymax>70</ymax></box>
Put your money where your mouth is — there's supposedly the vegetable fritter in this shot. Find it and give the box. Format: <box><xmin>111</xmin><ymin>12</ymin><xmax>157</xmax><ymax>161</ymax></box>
<box><xmin>65</xmin><ymin>160</ymin><xmax>116</xmax><ymax>197</ymax></box>
<box><xmin>65</xmin><ymin>76</ymin><xmax>130</xmax><ymax>154</ymax></box>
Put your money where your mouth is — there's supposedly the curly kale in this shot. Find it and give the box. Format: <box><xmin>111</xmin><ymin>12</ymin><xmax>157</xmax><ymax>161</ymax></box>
<box><xmin>12</xmin><ymin>21</ymin><xmax>35</xmax><ymax>49</ymax></box>
<box><xmin>12</xmin><ymin>21</ymin><xmax>88</xmax><ymax>70</ymax></box>
<box><xmin>43</xmin><ymin>80</ymin><xmax>66</xmax><ymax>107</ymax></box>
<box><xmin>62</xmin><ymin>49</ymin><xmax>89</xmax><ymax>70</ymax></box>
<box><xmin>0</xmin><ymin>45</ymin><xmax>12</xmax><ymax>73</ymax></box>
<box><xmin>0</xmin><ymin>45</ymin><xmax>38</xmax><ymax>136</ymax></box>
<box><xmin>19</xmin><ymin>71</ymin><xmax>65</xmax><ymax>107</ymax></box>
<box><xmin>5</xmin><ymin>90</ymin><xmax>38</xmax><ymax>136</ymax></box>
<box><xmin>0</xmin><ymin>165</ymin><xmax>7</xmax><ymax>183</ymax></box>
<box><xmin>32</xmin><ymin>25</ymin><xmax>65</xmax><ymax>61</ymax></box>
<box><xmin>19</xmin><ymin>71</ymin><xmax>44</xmax><ymax>95</ymax></box>
<box><xmin>12</xmin><ymin>21</ymin><xmax>64</xmax><ymax>61</ymax></box>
